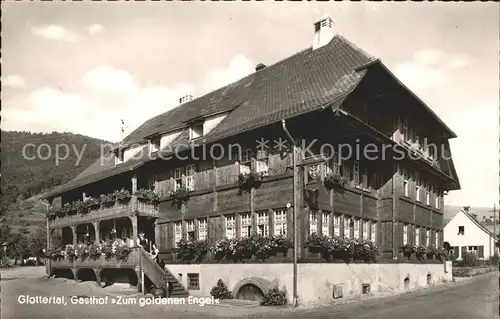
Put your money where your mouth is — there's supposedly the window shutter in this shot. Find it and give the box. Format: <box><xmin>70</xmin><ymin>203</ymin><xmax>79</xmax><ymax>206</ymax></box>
<box><xmin>453</xmin><ymin>246</ymin><xmax>459</xmax><ymax>258</ymax></box>
<box><xmin>478</xmin><ymin>246</ymin><xmax>484</xmax><ymax>258</ymax></box>
<box><xmin>461</xmin><ymin>246</ymin><xmax>466</xmax><ymax>258</ymax></box>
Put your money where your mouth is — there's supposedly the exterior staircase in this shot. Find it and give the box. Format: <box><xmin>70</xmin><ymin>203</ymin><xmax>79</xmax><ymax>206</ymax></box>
<box><xmin>138</xmin><ymin>248</ymin><xmax>188</xmax><ymax>297</ymax></box>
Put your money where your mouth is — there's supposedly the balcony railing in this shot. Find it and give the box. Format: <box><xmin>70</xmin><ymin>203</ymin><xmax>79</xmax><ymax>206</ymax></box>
<box><xmin>50</xmin><ymin>248</ymin><xmax>140</xmax><ymax>269</ymax></box>
<box><xmin>49</xmin><ymin>196</ymin><xmax>158</xmax><ymax>228</ymax></box>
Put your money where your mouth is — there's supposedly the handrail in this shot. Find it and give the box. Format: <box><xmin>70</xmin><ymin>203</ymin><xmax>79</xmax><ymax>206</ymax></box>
<box><xmin>138</xmin><ymin>248</ymin><xmax>166</xmax><ymax>288</ymax></box>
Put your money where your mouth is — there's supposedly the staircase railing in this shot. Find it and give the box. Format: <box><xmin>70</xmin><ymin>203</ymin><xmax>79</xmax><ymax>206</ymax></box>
<box><xmin>138</xmin><ymin>248</ymin><xmax>168</xmax><ymax>292</ymax></box>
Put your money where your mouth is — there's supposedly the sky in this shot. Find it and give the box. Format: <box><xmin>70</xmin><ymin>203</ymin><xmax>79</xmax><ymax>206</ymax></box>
<box><xmin>1</xmin><ymin>2</ymin><xmax>499</xmax><ymax>208</ymax></box>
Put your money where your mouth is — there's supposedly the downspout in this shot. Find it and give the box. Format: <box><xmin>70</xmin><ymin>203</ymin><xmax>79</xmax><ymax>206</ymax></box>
<box><xmin>281</xmin><ymin>120</ymin><xmax>298</xmax><ymax>308</ymax></box>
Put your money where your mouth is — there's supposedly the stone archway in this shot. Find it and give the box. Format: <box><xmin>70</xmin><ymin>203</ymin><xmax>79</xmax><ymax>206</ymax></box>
<box><xmin>232</xmin><ymin>277</ymin><xmax>274</xmax><ymax>302</ymax></box>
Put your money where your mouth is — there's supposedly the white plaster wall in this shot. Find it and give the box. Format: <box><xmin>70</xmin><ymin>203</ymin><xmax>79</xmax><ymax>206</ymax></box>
<box><xmin>160</xmin><ymin>130</ymin><xmax>183</xmax><ymax>150</ymax></box>
<box><xmin>123</xmin><ymin>145</ymin><xmax>145</xmax><ymax>163</ymax></box>
<box><xmin>203</xmin><ymin>113</ymin><xmax>228</xmax><ymax>135</ymax></box>
<box><xmin>444</xmin><ymin>211</ymin><xmax>497</xmax><ymax>259</ymax></box>
<box><xmin>167</xmin><ymin>263</ymin><xmax>450</xmax><ymax>307</ymax></box>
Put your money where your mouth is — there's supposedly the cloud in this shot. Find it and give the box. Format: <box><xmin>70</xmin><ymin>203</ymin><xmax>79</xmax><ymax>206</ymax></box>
<box><xmin>2</xmin><ymin>66</ymin><xmax>194</xmax><ymax>142</ymax></box>
<box><xmin>447</xmin><ymin>105</ymin><xmax>499</xmax><ymax>206</ymax></box>
<box><xmin>32</xmin><ymin>25</ymin><xmax>79</xmax><ymax>42</ymax></box>
<box><xmin>394</xmin><ymin>49</ymin><xmax>471</xmax><ymax>90</ymax></box>
<box><xmin>88</xmin><ymin>24</ymin><xmax>105</xmax><ymax>35</ymax></box>
<box><xmin>2</xmin><ymin>74</ymin><xmax>26</xmax><ymax>88</ymax></box>
<box><xmin>201</xmin><ymin>55</ymin><xmax>254</xmax><ymax>94</ymax></box>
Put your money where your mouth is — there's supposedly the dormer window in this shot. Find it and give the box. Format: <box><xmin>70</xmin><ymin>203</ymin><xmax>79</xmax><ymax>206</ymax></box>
<box><xmin>114</xmin><ymin>149</ymin><xmax>124</xmax><ymax>166</ymax></box>
<box><xmin>189</xmin><ymin>123</ymin><xmax>204</xmax><ymax>140</ymax></box>
<box><xmin>149</xmin><ymin>138</ymin><xmax>160</xmax><ymax>154</ymax></box>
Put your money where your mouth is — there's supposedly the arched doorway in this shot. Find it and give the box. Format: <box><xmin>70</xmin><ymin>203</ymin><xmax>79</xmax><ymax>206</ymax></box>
<box><xmin>235</xmin><ymin>283</ymin><xmax>265</xmax><ymax>302</ymax></box>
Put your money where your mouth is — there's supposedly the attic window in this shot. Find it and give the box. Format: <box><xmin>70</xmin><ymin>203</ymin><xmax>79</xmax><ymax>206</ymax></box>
<box><xmin>189</xmin><ymin>124</ymin><xmax>204</xmax><ymax>140</ymax></box>
<box><xmin>114</xmin><ymin>149</ymin><xmax>124</xmax><ymax>166</ymax></box>
<box><xmin>149</xmin><ymin>138</ymin><xmax>160</xmax><ymax>154</ymax></box>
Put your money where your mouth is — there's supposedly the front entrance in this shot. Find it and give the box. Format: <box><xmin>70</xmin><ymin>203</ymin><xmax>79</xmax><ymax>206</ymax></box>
<box><xmin>236</xmin><ymin>283</ymin><xmax>265</xmax><ymax>302</ymax></box>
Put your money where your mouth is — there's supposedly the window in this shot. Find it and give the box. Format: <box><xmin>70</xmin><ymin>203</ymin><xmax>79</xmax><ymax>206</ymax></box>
<box><xmin>255</xmin><ymin>148</ymin><xmax>269</xmax><ymax>176</ymax></box>
<box><xmin>274</xmin><ymin>209</ymin><xmax>287</xmax><ymax>236</ymax></box>
<box><xmin>435</xmin><ymin>190</ymin><xmax>440</xmax><ymax>209</ymax></box>
<box><xmin>324</xmin><ymin>149</ymin><xmax>342</xmax><ymax>176</ymax></box>
<box><xmin>403</xmin><ymin>224</ymin><xmax>408</xmax><ymax>245</ymax></box>
<box><xmin>425</xmin><ymin>184</ymin><xmax>430</xmax><ymax>206</ymax></box>
<box><xmin>402</xmin><ymin>119</ymin><xmax>409</xmax><ymax>142</ymax></box>
<box><xmin>241</xmin><ymin>213</ymin><xmax>252</xmax><ymax>238</ymax></box>
<box><xmin>362</xmin><ymin>220</ymin><xmax>369</xmax><ymax>240</ymax></box>
<box><xmin>344</xmin><ymin>216</ymin><xmax>351</xmax><ymax>239</ymax></box>
<box><xmin>416</xmin><ymin>179</ymin><xmax>422</xmax><ymax>202</ymax></box>
<box><xmin>187</xmin><ymin>273</ymin><xmax>199</xmax><ymax>290</ymax></box>
<box><xmin>174</xmin><ymin>167</ymin><xmax>183</xmax><ymax>190</ymax></box>
<box><xmin>403</xmin><ymin>168</ymin><xmax>409</xmax><ymax>197</ymax></box>
<box><xmin>198</xmin><ymin>219</ymin><xmax>207</xmax><ymax>241</ymax></box>
<box><xmin>322</xmin><ymin>212</ymin><xmax>330</xmax><ymax>236</ymax></box>
<box><xmin>370</xmin><ymin>221</ymin><xmax>376</xmax><ymax>243</ymax></box>
<box><xmin>186</xmin><ymin>220</ymin><xmax>195</xmax><ymax>241</ymax></box>
<box><xmin>467</xmin><ymin>246</ymin><xmax>478</xmax><ymax>254</ymax></box>
<box><xmin>458</xmin><ymin>226</ymin><xmax>464</xmax><ymax>235</ymax></box>
<box><xmin>309</xmin><ymin>211</ymin><xmax>318</xmax><ymax>235</ymax></box>
<box><xmin>149</xmin><ymin>173</ymin><xmax>158</xmax><ymax>191</ymax></box>
<box><xmin>426</xmin><ymin>229</ymin><xmax>430</xmax><ymax>246</ymax></box>
<box><xmin>189</xmin><ymin>124</ymin><xmax>203</xmax><ymax>140</ymax></box>
<box><xmin>185</xmin><ymin>164</ymin><xmax>195</xmax><ymax>191</ymax></box>
<box><xmin>415</xmin><ymin>227</ymin><xmax>420</xmax><ymax>246</ymax></box>
<box><xmin>241</xmin><ymin>149</ymin><xmax>251</xmax><ymax>163</ymax></box>
<box><xmin>353</xmin><ymin>218</ymin><xmax>360</xmax><ymax>239</ymax></box>
<box><xmin>225</xmin><ymin>215</ymin><xmax>236</xmax><ymax>239</ymax></box>
<box><xmin>352</xmin><ymin>161</ymin><xmax>360</xmax><ymax>187</ymax></box>
<box><xmin>413</xmin><ymin>129</ymin><xmax>420</xmax><ymax>146</ymax></box>
<box><xmin>333</xmin><ymin>214</ymin><xmax>341</xmax><ymax>237</ymax></box>
<box><xmin>149</xmin><ymin>138</ymin><xmax>160</xmax><ymax>154</ymax></box>
<box><xmin>174</xmin><ymin>222</ymin><xmax>182</xmax><ymax>248</ymax></box>
<box><xmin>435</xmin><ymin>231</ymin><xmax>440</xmax><ymax>247</ymax></box>
<box><xmin>257</xmin><ymin>211</ymin><xmax>269</xmax><ymax>236</ymax></box>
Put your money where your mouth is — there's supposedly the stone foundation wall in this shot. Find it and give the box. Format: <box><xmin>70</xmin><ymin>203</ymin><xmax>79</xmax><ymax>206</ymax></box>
<box><xmin>166</xmin><ymin>262</ymin><xmax>452</xmax><ymax>307</ymax></box>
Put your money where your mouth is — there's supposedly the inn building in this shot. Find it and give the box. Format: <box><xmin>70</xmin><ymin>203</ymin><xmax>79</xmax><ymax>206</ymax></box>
<box><xmin>42</xmin><ymin>15</ymin><xmax>460</xmax><ymax>301</ymax></box>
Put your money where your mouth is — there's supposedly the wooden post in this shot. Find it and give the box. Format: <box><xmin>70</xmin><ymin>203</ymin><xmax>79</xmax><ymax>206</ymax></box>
<box><xmin>93</xmin><ymin>221</ymin><xmax>100</xmax><ymax>244</ymax></box>
<box><xmin>131</xmin><ymin>215</ymin><xmax>138</xmax><ymax>245</ymax></box>
<box><xmin>71</xmin><ymin>226</ymin><xmax>77</xmax><ymax>246</ymax></box>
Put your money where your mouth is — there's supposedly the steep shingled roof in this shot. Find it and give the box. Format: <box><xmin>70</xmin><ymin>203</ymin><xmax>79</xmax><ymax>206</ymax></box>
<box><xmin>42</xmin><ymin>35</ymin><xmax>377</xmax><ymax>199</ymax></box>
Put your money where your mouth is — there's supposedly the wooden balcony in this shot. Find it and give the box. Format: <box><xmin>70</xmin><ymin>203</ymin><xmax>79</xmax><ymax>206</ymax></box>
<box><xmin>49</xmin><ymin>197</ymin><xmax>158</xmax><ymax>229</ymax></box>
<box><xmin>50</xmin><ymin>248</ymin><xmax>140</xmax><ymax>269</ymax></box>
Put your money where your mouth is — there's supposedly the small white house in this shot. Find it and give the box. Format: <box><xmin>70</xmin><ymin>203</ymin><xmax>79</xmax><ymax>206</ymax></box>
<box><xmin>444</xmin><ymin>209</ymin><xmax>499</xmax><ymax>260</ymax></box>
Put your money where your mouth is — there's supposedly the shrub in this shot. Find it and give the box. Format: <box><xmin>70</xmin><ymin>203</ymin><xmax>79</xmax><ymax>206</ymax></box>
<box><xmin>461</xmin><ymin>252</ymin><xmax>480</xmax><ymax>267</ymax></box>
<box><xmin>488</xmin><ymin>253</ymin><xmax>499</xmax><ymax>265</ymax></box>
<box><xmin>261</xmin><ymin>287</ymin><xmax>287</xmax><ymax>306</ymax></box>
<box><xmin>210</xmin><ymin>279</ymin><xmax>233</xmax><ymax>300</ymax></box>
<box><xmin>323</xmin><ymin>173</ymin><xmax>346</xmax><ymax>191</ymax></box>
<box><xmin>176</xmin><ymin>239</ymin><xmax>208</xmax><ymax>263</ymax></box>
<box><xmin>237</xmin><ymin>172</ymin><xmax>263</xmax><ymax>194</ymax></box>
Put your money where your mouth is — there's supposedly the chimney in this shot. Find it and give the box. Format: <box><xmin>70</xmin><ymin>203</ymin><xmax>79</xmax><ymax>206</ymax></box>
<box><xmin>179</xmin><ymin>95</ymin><xmax>193</xmax><ymax>105</ymax></box>
<box><xmin>313</xmin><ymin>15</ymin><xmax>334</xmax><ymax>50</ymax></box>
<box><xmin>255</xmin><ymin>63</ymin><xmax>267</xmax><ymax>72</ymax></box>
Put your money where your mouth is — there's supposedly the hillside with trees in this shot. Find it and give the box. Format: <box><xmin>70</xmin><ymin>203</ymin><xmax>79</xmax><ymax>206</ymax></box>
<box><xmin>1</xmin><ymin>131</ymin><xmax>109</xmax><ymax>232</ymax></box>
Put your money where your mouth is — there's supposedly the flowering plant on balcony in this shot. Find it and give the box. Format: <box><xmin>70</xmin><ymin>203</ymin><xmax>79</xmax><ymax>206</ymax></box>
<box><xmin>323</xmin><ymin>173</ymin><xmax>347</xmax><ymax>191</ymax></box>
<box><xmin>271</xmin><ymin>235</ymin><xmax>293</xmax><ymax>252</ymax></box>
<box><xmin>114</xmin><ymin>244</ymin><xmax>131</xmax><ymax>262</ymax></box>
<box><xmin>304</xmin><ymin>234</ymin><xmax>380</xmax><ymax>262</ymax></box>
<box><xmin>45</xmin><ymin>248</ymin><xmax>64</xmax><ymax>261</ymax></box>
<box><xmin>113</xmin><ymin>188</ymin><xmax>132</xmax><ymax>204</ymax></box>
<box><xmin>84</xmin><ymin>197</ymin><xmax>100</xmax><ymax>209</ymax></box>
<box><xmin>237</xmin><ymin>172</ymin><xmax>263</xmax><ymax>194</ymax></box>
<box><xmin>65</xmin><ymin>244</ymin><xmax>77</xmax><ymax>262</ymax></box>
<box><xmin>210</xmin><ymin>238</ymin><xmax>232</xmax><ymax>261</ymax></box>
<box><xmin>76</xmin><ymin>243</ymin><xmax>89</xmax><ymax>260</ymax></box>
<box><xmin>99</xmin><ymin>194</ymin><xmax>115</xmax><ymax>207</ymax></box>
<box><xmin>88</xmin><ymin>244</ymin><xmax>102</xmax><ymax>260</ymax></box>
<box><xmin>168</xmin><ymin>186</ymin><xmax>190</xmax><ymax>208</ymax></box>
<box><xmin>62</xmin><ymin>202</ymin><xmax>76</xmax><ymax>216</ymax></box>
<box><xmin>175</xmin><ymin>239</ymin><xmax>208</xmax><ymax>263</ymax></box>
<box><xmin>134</xmin><ymin>189</ymin><xmax>159</xmax><ymax>204</ymax></box>
<box><xmin>45</xmin><ymin>208</ymin><xmax>57</xmax><ymax>220</ymax></box>
<box><xmin>74</xmin><ymin>200</ymin><xmax>89</xmax><ymax>215</ymax></box>
<box><xmin>101</xmin><ymin>244</ymin><xmax>114</xmax><ymax>261</ymax></box>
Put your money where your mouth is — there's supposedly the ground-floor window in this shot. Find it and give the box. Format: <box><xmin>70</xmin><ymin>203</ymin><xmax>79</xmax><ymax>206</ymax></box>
<box><xmin>256</xmin><ymin>211</ymin><xmax>269</xmax><ymax>236</ymax></box>
<box><xmin>322</xmin><ymin>212</ymin><xmax>331</xmax><ymax>237</ymax></box>
<box><xmin>344</xmin><ymin>216</ymin><xmax>351</xmax><ymax>239</ymax></box>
